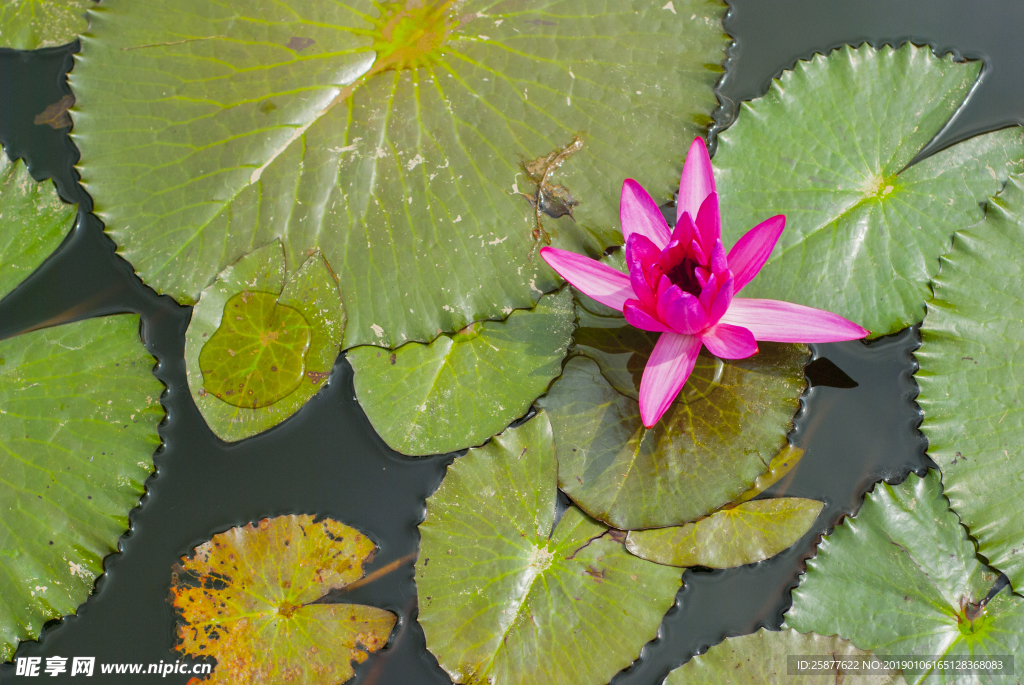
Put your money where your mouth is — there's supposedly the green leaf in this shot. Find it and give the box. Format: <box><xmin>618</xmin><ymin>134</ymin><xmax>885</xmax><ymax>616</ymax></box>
<box><xmin>537</xmin><ymin>304</ymin><xmax>807</xmax><ymax>529</ymax></box>
<box><xmin>785</xmin><ymin>470</ymin><xmax>1024</xmax><ymax>685</ymax></box>
<box><xmin>733</xmin><ymin>444</ymin><xmax>804</xmax><ymax>505</ymax></box>
<box><xmin>917</xmin><ymin>174</ymin><xmax>1024</xmax><ymax>590</ymax></box>
<box><xmin>70</xmin><ymin>0</ymin><xmax>729</xmax><ymax>349</ymax></box>
<box><xmin>0</xmin><ymin>315</ymin><xmax>163</xmax><ymax>661</ymax></box>
<box><xmin>0</xmin><ymin>148</ymin><xmax>76</xmax><ymax>303</ymax></box>
<box><xmin>416</xmin><ymin>412</ymin><xmax>681</xmax><ymax>685</ymax></box>
<box><xmin>0</xmin><ymin>0</ymin><xmax>91</xmax><ymax>49</ymax></box>
<box><xmin>350</xmin><ymin>288</ymin><xmax>574</xmax><ymax>456</ymax></box>
<box><xmin>625</xmin><ymin>497</ymin><xmax>823</xmax><ymax>568</ymax></box>
<box><xmin>184</xmin><ymin>241</ymin><xmax>345</xmax><ymax>442</ymax></box>
<box><xmin>664</xmin><ymin>628</ymin><xmax>906</xmax><ymax>685</ymax></box>
<box><xmin>171</xmin><ymin>514</ymin><xmax>397</xmax><ymax>685</ymax></box>
<box><xmin>714</xmin><ymin>43</ymin><xmax>1024</xmax><ymax>337</ymax></box>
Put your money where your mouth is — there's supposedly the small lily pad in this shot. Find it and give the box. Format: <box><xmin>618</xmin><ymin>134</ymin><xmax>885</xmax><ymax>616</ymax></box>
<box><xmin>0</xmin><ymin>147</ymin><xmax>77</xmax><ymax>303</ymax></box>
<box><xmin>733</xmin><ymin>445</ymin><xmax>805</xmax><ymax>505</ymax></box>
<box><xmin>171</xmin><ymin>514</ymin><xmax>397</xmax><ymax>685</ymax></box>
<box><xmin>350</xmin><ymin>288</ymin><xmax>574</xmax><ymax>456</ymax></box>
<box><xmin>714</xmin><ymin>43</ymin><xmax>1024</xmax><ymax>336</ymax></box>
<box><xmin>0</xmin><ymin>0</ymin><xmax>92</xmax><ymax>49</ymax></box>
<box><xmin>184</xmin><ymin>242</ymin><xmax>345</xmax><ymax>442</ymax></box>
<box><xmin>0</xmin><ymin>315</ymin><xmax>163</xmax><ymax>661</ymax></box>
<box><xmin>625</xmin><ymin>498</ymin><xmax>823</xmax><ymax>568</ymax></box>
<box><xmin>786</xmin><ymin>470</ymin><xmax>1024</xmax><ymax>685</ymax></box>
<box><xmin>416</xmin><ymin>412</ymin><xmax>681</xmax><ymax>685</ymax></box>
<box><xmin>665</xmin><ymin>629</ymin><xmax>905</xmax><ymax>684</ymax></box>
<box><xmin>537</xmin><ymin>304</ymin><xmax>807</xmax><ymax>530</ymax></box>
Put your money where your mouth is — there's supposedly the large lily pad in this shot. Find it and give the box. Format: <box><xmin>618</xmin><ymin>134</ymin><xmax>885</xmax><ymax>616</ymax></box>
<box><xmin>171</xmin><ymin>514</ymin><xmax>397</xmax><ymax>685</ymax></box>
<box><xmin>350</xmin><ymin>288</ymin><xmax>574</xmax><ymax>456</ymax></box>
<box><xmin>537</xmin><ymin>305</ymin><xmax>808</xmax><ymax>529</ymax></box>
<box><xmin>0</xmin><ymin>0</ymin><xmax>91</xmax><ymax>49</ymax></box>
<box><xmin>416</xmin><ymin>412</ymin><xmax>681</xmax><ymax>685</ymax></box>
<box><xmin>0</xmin><ymin>315</ymin><xmax>163</xmax><ymax>661</ymax></box>
<box><xmin>625</xmin><ymin>497</ymin><xmax>823</xmax><ymax>568</ymax></box>
<box><xmin>184</xmin><ymin>241</ymin><xmax>345</xmax><ymax>442</ymax></box>
<box><xmin>714</xmin><ymin>43</ymin><xmax>1024</xmax><ymax>337</ymax></box>
<box><xmin>786</xmin><ymin>470</ymin><xmax>1024</xmax><ymax>685</ymax></box>
<box><xmin>0</xmin><ymin>147</ymin><xmax>77</xmax><ymax>303</ymax></box>
<box><xmin>70</xmin><ymin>0</ymin><xmax>729</xmax><ymax>349</ymax></box>
<box><xmin>917</xmin><ymin>175</ymin><xmax>1024</xmax><ymax>590</ymax></box>
<box><xmin>665</xmin><ymin>629</ymin><xmax>905</xmax><ymax>685</ymax></box>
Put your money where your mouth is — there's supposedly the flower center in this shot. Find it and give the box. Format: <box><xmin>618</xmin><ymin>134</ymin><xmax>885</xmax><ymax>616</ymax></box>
<box><xmin>663</xmin><ymin>257</ymin><xmax>704</xmax><ymax>298</ymax></box>
<box><xmin>369</xmin><ymin>0</ymin><xmax>453</xmax><ymax>75</ymax></box>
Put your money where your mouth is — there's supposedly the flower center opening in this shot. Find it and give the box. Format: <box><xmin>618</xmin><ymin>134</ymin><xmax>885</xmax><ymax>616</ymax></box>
<box><xmin>664</xmin><ymin>257</ymin><xmax>704</xmax><ymax>298</ymax></box>
<box><xmin>369</xmin><ymin>0</ymin><xmax>453</xmax><ymax>75</ymax></box>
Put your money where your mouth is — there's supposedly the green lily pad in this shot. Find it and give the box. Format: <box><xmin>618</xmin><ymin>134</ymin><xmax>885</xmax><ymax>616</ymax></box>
<box><xmin>917</xmin><ymin>175</ymin><xmax>1024</xmax><ymax>590</ymax></box>
<box><xmin>665</xmin><ymin>629</ymin><xmax>906</xmax><ymax>685</ymax></box>
<box><xmin>0</xmin><ymin>315</ymin><xmax>163</xmax><ymax>661</ymax></box>
<box><xmin>733</xmin><ymin>444</ymin><xmax>805</xmax><ymax>505</ymax></box>
<box><xmin>350</xmin><ymin>288</ymin><xmax>574</xmax><ymax>456</ymax></box>
<box><xmin>786</xmin><ymin>470</ymin><xmax>1024</xmax><ymax>685</ymax></box>
<box><xmin>0</xmin><ymin>148</ymin><xmax>77</xmax><ymax>303</ymax></box>
<box><xmin>0</xmin><ymin>0</ymin><xmax>92</xmax><ymax>49</ymax></box>
<box><xmin>714</xmin><ymin>43</ymin><xmax>1024</xmax><ymax>337</ymax></box>
<box><xmin>416</xmin><ymin>412</ymin><xmax>681</xmax><ymax>685</ymax></box>
<box><xmin>70</xmin><ymin>0</ymin><xmax>729</xmax><ymax>349</ymax></box>
<box><xmin>171</xmin><ymin>514</ymin><xmax>397</xmax><ymax>685</ymax></box>
<box><xmin>536</xmin><ymin>304</ymin><xmax>808</xmax><ymax>530</ymax></box>
<box><xmin>625</xmin><ymin>497</ymin><xmax>823</xmax><ymax>568</ymax></box>
<box><xmin>184</xmin><ymin>241</ymin><xmax>345</xmax><ymax>442</ymax></box>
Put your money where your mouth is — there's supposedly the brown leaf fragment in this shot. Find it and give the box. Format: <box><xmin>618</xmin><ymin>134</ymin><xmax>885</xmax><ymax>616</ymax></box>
<box><xmin>34</xmin><ymin>95</ymin><xmax>75</xmax><ymax>129</ymax></box>
<box><xmin>520</xmin><ymin>135</ymin><xmax>584</xmax><ymax>253</ymax></box>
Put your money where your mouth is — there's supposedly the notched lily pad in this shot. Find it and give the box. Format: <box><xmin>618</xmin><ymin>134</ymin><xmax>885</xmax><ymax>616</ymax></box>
<box><xmin>786</xmin><ymin>470</ymin><xmax>1024</xmax><ymax>685</ymax></box>
<box><xmin>537</xmin><ymin>303</ymin><xmax>808</xmax><ymax>529</ymax></box>
<box><xmin>416</xmin><ymin>412</ymin><xmax>681</xmax><ymax>685</ymax></box>
<box><xmin>714</xmin><ymin>43</ymin><xmax>1024</xmax><ymax>336</ymax></box>
<box><xmin>665</xmin><ymin>628</ymin><xmax>906</xmax><ymax>684</ymax></box>
<box><xmin>185</xmin><ymin>242</ymin><xmax>345</xmax><ymax>442</ymax></box>
<box><xmin>0</xmin><ymin>0</ymin><xmax>93</xmax><ymax>49</ymax></box>
<box><xmin>625</xmin><ymin>497</ymin><xmax>823</xmax><ymax>568</ymax></box>
<box><xmin>350</xmin><ymin>288</ymin><xmax>574</xmax><ymax>456</ymax></box>
<box><xmin>171</xmin><ymin>514</ymin><xmax>397</xmax><ymax>685</ymax></box>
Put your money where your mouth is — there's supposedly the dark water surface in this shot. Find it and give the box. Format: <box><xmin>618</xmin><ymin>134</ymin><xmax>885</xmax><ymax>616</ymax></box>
<box><xmin>1</xmin><ymin>0</ymin><xmax>1020</xmax><ymax>682</ymax></box>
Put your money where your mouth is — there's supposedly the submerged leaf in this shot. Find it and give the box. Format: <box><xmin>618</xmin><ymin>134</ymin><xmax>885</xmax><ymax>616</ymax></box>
<box><xmin>714</xmin><ymin>43</ymin><xmax>1024</xmax><ymax>336</ymax></box>
<box><xmin>350</xmin><ymin>288</ymin><xmax>574</xmax><ymax>456</ymax></box>
<box><xmin>0</xmin><ymin>315</ymin><xmax>163</xmax><ymax>661</ymax></box>
<box><xmin>0</xmin><ymin>0</ymin><xmax>92</xmax><ymax>49</ymax></box>
<box><xmin>171</xmin><ymin>515</ymin><xmax>396</xmax><ymax>685</ymax></box>
<box><xmin>733</xmin><ymin>445</ymin><xmax>805</xmax><ymax>504</ymax></box>
<box><xmin>625</xmin><ymin>498</ymin><xmax>823</xmax><ymax>568</ymax></box>
<box><xmin>786</xmin><ymin>470</ymin><xmax>1024</xmax><ymax>685</ymax></box>
<box><xmin>416</xmin><ymin>412</ymin><xmax>681</xmax><ymax>685</ymax></box>
<box><xmin>71</xmin><ymin>0</ymin><xmax>729</xmax><ymax>349</ymax></box>
<box><xmin>537</xmin><ymin>304</ymin><xmax>807</xmax><ymax>529</ymax></box>
<box><xmin>665</xmin><ymin>628</ymin><xmax>905</xmax><ymax>684</ymax></box>
<box><xmin>917</xmin><ymin>175</ymin><xmax>1024</xmax><ymax>590</ymax></box>
<box><xmin>184</xmin><ymin>242</ymin><xmax>345</xmax><ymax>442</ymax></box>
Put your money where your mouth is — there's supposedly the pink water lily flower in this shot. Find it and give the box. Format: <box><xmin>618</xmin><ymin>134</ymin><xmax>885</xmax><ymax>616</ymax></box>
<box><xmin>540</xmin><ymin>137</ymin><xmax>869</xmax><ymax>428</ymax></box>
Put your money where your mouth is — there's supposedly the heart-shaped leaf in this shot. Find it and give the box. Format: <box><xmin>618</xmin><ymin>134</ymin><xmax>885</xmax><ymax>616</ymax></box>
<box><xmin>0</xmin><ymin>315</ymin><xmax>163</xmax><ymax>661</ymax></box>
<box><xmin>714</xmin><ymin>43</ymin><xmax>1024</xmax><ymax>337</ymax></box>
<box><xmin>416</xmin><ymin>412</ymin><xmax>681</xmax><ymax>685</ymax></box>
<box><xmin>184</xmin><ymin>241</ymin><xmax>345</xmax><ymax>442</ymax></box>
<box><xmin>0</xmin><ymin>0</ymin><xmax>92</xmax><ymax>49</ymax></box>
<box><xmin>171</xmin><ymin>514</ymin><xmax>396</xmax><ymax>685</ymax></box>
<box><xmin>536</xmin><ymin>303</ymin><xmax>807</xmax><ymax>529</ymax></box>
<box><xmin>351</xmin><ymin>287</ymin><xmax>574</xmax><ymax>456</ymax></box>
<box><xmin>664</xmin><ymin>629</ymin><xmax>905</xmax><ymax>685</ymax></box>
<box><xmin>70</xmin><ymin>0</ymin><xmax>729</xmax><ymax>349</ymax></box>
<box><xmin>917</xmin><ymin>175</ymin><xmax>1024</xmax><ymax>590</ymax></box>
<box><xmin>785</xmin><ymin>470</ymin><xmax>1024</xmax><ymax>685</ymax></box>
<box><xmin>625</xmin><ymin>497</ymin><xmax>823</xmax><ymax>568</ymax></box>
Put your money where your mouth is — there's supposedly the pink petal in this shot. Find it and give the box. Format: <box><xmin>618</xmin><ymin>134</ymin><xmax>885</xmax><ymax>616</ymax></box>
<box><xmin>719</xmin><ymin>298</ymin><xmax>871</xmax><ymax>342</ymax></box>
<box><xmin>670</xmin><ymin>212</ymin><xmax>697</xmax><ymax>246</ymax></box>
<box><xmin>621</xmin><ymin>179</ymin><xmax>671</xmax><ymax>249</ymax></box>
<box><xmin>698</xmin><ymin>271</ymin><xmax>719</xmax><ymax>312</ymax></box>
<box><xmin>688</xmin><ymin>239</ymin><xmax>707</xmax><ymax>266</ymax></box>
<box><xmin>657</xmin><ymin>285</ymin><xmax>708</xmax><ymax>335</ymax></box>
<box><xmin>727</xmin><ymin>215</ymin><xmax>786</xmax><ymax>293</ymax></box>
<box><xmin>639</xmin><ymin>332</ymin><xmax>702</xmax><ymax>427</ymax></box>
<box><xmin>706</xmin><ymin>274</ymin><xmax>734</xmax><ymax>325</ymax></box>
<box><xmin>701</xmin><ymin>323</ymin><xmax>758</xmax><ymax>359</ymax></box>
<box><xmin>624</xmin><ymin>300</ymin><xmax>673</xmax><ymax>333</ymax></box>
<box><xmin>694</xmin><ymin>266</ymin><xmax>709</xmax><ymax>289</ymax></box>
<box><xmin>694</xmin><ymin>191</ymin><xmax>721</xmax><ymax>253</ymax></box>
<box><xmin>625</xmin><ymin>234</ymin><xmax>662</xmax><ymax>310</ymax></box>
<box><xmin>677</xmin><ymin>137</ymin><xmax>716</xmax><ymax>223</ymax></box>
<box><xmin>709</xmin><ymin>238</ymin><xmax>727</xmax><ymax>275</ymax></box>
<box><xmin>540</xmin><ymin>247</ymin><xmax>634</xmax><ymax>312</ymax></box>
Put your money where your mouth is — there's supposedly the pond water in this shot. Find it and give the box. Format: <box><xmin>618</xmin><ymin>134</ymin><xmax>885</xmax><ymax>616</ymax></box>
<box><xmin>1</xmin><ymin>0</ymin><xmax>1021</xmax><ymax>682</ymax></box>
